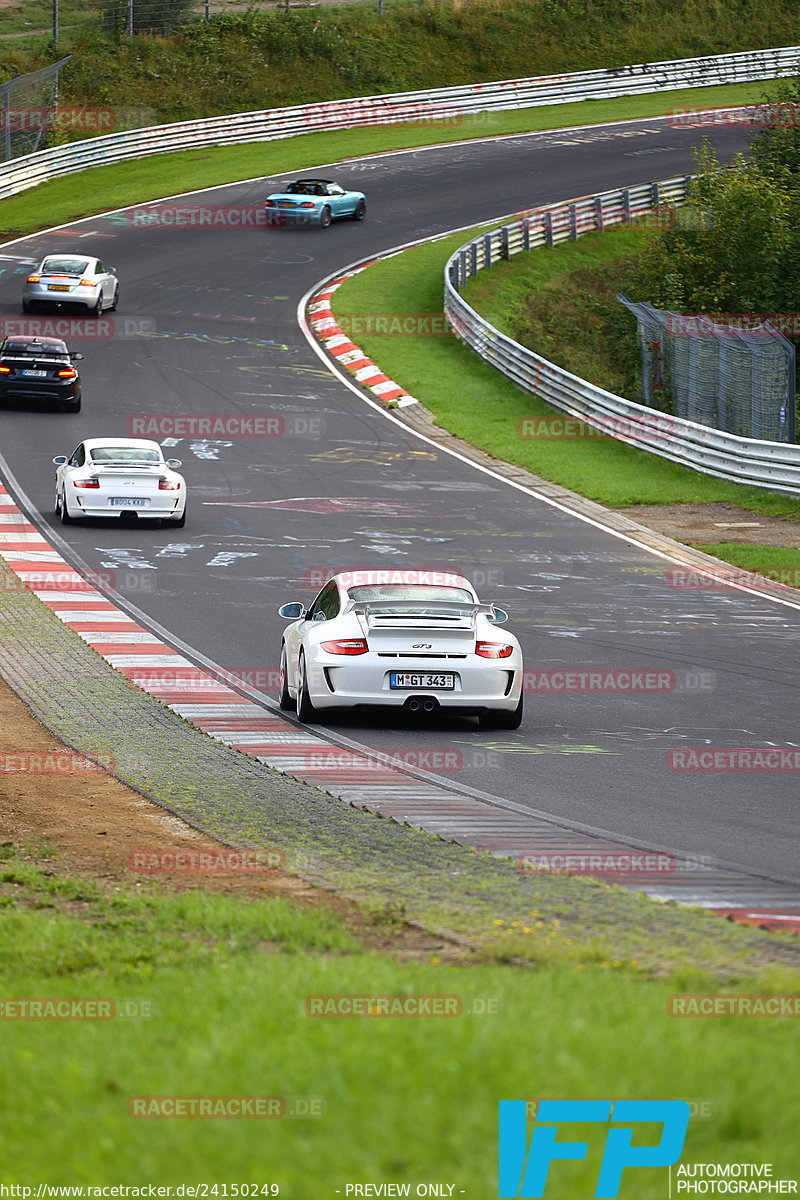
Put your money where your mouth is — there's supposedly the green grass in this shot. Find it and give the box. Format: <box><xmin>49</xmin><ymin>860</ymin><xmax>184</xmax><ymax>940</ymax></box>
<box><xmin>2</xmin><ymin>0</ymin><xmax>798</xmax><ymax>122</ymax></box>
<box><xmin>0</xmin><ymin>81</ymin><xmax>770</xmax><ymax>242</ymax></box>
<box><xmin>688</xmin><ymin>542</ymin><xmax>800</xmax><ymax>585</ymax></box>
<box><xmin>2</xmin><ymin>845</ymin><xmax>799</xmax><ymax>1186</ymax></box>
<box><xmin>333</xmin><ymin>226</ymin><xmax>800</xmax><ymax>518</ymax></box>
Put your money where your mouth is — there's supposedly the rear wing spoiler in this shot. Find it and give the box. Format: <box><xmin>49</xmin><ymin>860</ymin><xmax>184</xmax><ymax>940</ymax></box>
<box><xmin>343</xmin><ymin>599</ymin><xmax>503</xmax><ymax>623</ymax></box>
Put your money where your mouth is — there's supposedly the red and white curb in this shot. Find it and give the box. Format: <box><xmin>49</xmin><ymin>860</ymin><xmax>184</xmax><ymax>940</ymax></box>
<box><xmin>2</xmin><ymin>483</ymin><xmax>800</xmax><ymax>929</ymax></box>
<box><xmin>307</xmin><ymin>269</ymin><xmax>418</xmax><ymax>408</ymax></box>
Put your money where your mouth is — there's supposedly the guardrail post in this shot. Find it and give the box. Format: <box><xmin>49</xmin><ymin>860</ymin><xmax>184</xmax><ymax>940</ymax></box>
<box><xmin>595</xmin><ymin>196</ymin><xmax>604</xmax><ymax>232</ymax></box>
<box><xmin>501</xmin><ymin>227</ymin><xmax>511</xmax><ymax>259</ymax></box>
<box><xmin>651</xmin><ymin>181</ymin><xmax>660</xmax><ymax>207</ymax></box>
<box><xmin>544</xmin><ymin>210</ymin><xmax>554</xmax><ymax>247</ymax></box>
<box><xmin>569</xmin><ymin>204</ymin><xmax>578</xmax><ymax>240</ymax></box>
<box><xmin>469</xmin><ymin>243</ymin><xmax>478</xmax><ymax>276</ymax></box>
<box><xmin>522</xmin><ymin>218</ymin><xmax>531</xmax><ymax>252</ymax></box>
<box><xmin>622</xmin><ymin>189</ymin><xmax>631</xmax><ymax>226</ymax></box>
<box><xmin>459</xmin><ymin>249</ymin><xmax>468</xmax><ymax>287</ymax></box>
<box><xmin>483</xmin><ymin>233</ymin><xmax>494</xmax><ymax>267</ymax></box>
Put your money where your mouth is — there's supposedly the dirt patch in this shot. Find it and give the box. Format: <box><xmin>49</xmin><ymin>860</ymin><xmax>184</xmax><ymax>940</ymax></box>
<box><xmin>0</xmin><ymin>674</ymin><xmax>450</xmax><ymax>960</ymax></box>
<box><xmin>621</xmin><ymin>502</ymin><xmax>800</xmax><ymax>548</ymax></box>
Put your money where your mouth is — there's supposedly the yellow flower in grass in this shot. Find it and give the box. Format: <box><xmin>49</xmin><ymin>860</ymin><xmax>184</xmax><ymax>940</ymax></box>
<box><xmin>492</xmin><ymin>919</ymin><xmax>505</xmax><ymax>927</ymax></box>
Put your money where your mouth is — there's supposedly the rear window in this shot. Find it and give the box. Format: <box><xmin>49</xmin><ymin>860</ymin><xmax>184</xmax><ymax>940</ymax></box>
<box><xmin>2</xmin><ymin>339</ymin><xmax>68</xmax><ymax>356</ymax></box>
<box><xmin>89</xmin><ymin>447</ymin><xmax>161</xmax><ymax>464</ymax></box>
<box><xmin>347</xmin><ymin>586</ymin><xmax>473</xmax><ymax>603</ymax></box>
<box><xmin>41</xmin><ymin>258</ymin><xmax>90</xmax><ymax>276</ymax></box>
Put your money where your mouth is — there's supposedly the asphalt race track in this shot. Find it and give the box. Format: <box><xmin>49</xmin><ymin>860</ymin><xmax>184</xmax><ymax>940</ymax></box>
<box><xmin>2</xmin><ymin>115</ymin><xmax>798</xmax><ymax>893</ymax></box>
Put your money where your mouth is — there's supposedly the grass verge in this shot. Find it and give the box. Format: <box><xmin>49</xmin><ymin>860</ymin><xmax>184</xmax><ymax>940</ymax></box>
<box><xmin>333</xmin><ymin>225</ymin><xmax>800</xmax><ymax>521</ymax></box>
<box><xmin>1</xmin><ymin>841</ymin><xmax>799</xmax><ymax>1185</ymax></box>
<box><xmin>0</xmin><ymin>82</ymin><xmax>771</xmax><ymax>241</ymax></box>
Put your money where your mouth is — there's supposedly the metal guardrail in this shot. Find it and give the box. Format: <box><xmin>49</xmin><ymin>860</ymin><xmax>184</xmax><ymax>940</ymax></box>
<box><xmin>0</xmin><ymin>44</ymin><xmax>798</xmax><ymax>201</ymax></box>
<box><xmin>443</xmin><ymin>178</ymin><xmax>800</xmax><ymax>497</ymax></box>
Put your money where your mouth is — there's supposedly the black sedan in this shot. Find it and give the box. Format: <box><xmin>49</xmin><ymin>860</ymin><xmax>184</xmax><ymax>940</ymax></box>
<box><xmin>0</xmin><ymin>336</ymin><xmax>84</xmax><ymax>412</ymax></box>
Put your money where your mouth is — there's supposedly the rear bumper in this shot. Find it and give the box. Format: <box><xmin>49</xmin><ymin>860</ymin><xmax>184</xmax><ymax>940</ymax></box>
<box><xmin>0</xmin><ymin>381</ymin><xmax>79</xmax><ymax>402</ymax></box>
<box><xmin>303</xmin><ymin>651</ymin><xmax>523</xmax><ymax>711</ymax></box>
<box><xmin>23</xmin><ymin>283</ymin><xmax>100</xmax><ymax>309</ymax></box>
<box><xmin>70</xmin><ymin>495</ymin><xmax>185</xmax><ymax>518</ymax></box>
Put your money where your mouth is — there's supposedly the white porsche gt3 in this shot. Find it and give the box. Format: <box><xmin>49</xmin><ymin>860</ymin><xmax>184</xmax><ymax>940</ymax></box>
<box><xmin>53</xmin><ymin>437</ymin><xmax>186</xmax><ymax>525</ymax></box>
<box><xmin>277</xmin><ymin>571</ymin><xmax>523</xmax><ymax>728</ymax></box>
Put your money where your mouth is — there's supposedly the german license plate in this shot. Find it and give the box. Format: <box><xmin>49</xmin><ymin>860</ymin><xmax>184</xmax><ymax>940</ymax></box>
<box><xmin>21</xmin><ymin>369</ymin><xmax>46</xmax><ymax>377</ymax></box>
<box><xmin>389</xmin><ymin>673</ymin><xmax>455</xmax><ymax>690</ymax></box>
<box><xmin>109</xmin><ymin>497</ymin><xmax>147</xmax><ymax>507</ymax></box>
<box><xmin>47</xmin><ymin>284</ymin><xmax>70</xmax><ymax>291</ymax></box>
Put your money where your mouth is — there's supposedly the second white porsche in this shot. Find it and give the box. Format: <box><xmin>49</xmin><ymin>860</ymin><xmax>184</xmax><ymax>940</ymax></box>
<box><xmin>277</xmin><ymin>570</ymin><xmax>523</xmax><ymax>728</ymax></box>
<box><xmin>53</xmin><ymin>438</ymin><xmax>186</xmax><ymax>525</ymax></box>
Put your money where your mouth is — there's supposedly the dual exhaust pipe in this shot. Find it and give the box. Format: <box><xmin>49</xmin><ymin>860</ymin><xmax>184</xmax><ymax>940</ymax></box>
<box><xmin>405</xmin><ymin>696</ymin><xmax>438</xmax><ymax>715</ymax></box>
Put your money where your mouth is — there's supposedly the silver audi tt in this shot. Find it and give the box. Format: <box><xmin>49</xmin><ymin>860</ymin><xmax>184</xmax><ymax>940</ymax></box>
<box><xmin>23</xmin><ymin>255</ymin><xmax>119</xmax><ymax>316</ymax></box>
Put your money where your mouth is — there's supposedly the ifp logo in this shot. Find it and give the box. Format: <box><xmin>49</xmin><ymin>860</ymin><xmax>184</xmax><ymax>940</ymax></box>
<box><xmin>498</xmin><ymin>1099</ymin><xmax>690</xmax><ymax>1197</ymax></box>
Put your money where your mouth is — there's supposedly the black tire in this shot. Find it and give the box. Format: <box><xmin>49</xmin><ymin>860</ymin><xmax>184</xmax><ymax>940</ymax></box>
<box><xmin>22</xmin><ymin>300</ymin><xmax>31</xmax><ymax>314</ymax></box>
<box><xmin>64</xmin><ymin>396</ymin><xmax>81</xmax><ymax>413</ymax></box>
<box><xmin>109</xmin><ymin>286</ymin><xmax>119</xmax><ymax>312</ymax></box>
<box><xmin>479</xmin><ymin>694</ymin><xmax>523</xmax><ymax>730</ymax></box>
<box><xmin>295</xmin><ymin>651</ymin><xmax>318</xmax><ymax>722</ymax></box>
<box><xmin>278</xmin><ymin>645</ymin><xmax>295</xmax><ymax>711</ymax></box>
<box><xmin>352</xmin><ymin>199</ymin><xmax>366</xmax><ymax>221</ymax></box>
<box><xmin>319</xmin><ymin>206</ymin><xmax>332</xmax><ymax>229</ymax></box>
<box><xmin>170</xmin><ymin>505</ymin><xmax>187</xmax><ymax>528</ymax></box>
<box><xmin>57</xmin><ymin>490</ymin><xmax>73</xmax><ymax>524</ymax></box>
<box><xmin>90</xmin><ymin>295</ymin><xmax>102</xmax><ymax>317</ymax></box>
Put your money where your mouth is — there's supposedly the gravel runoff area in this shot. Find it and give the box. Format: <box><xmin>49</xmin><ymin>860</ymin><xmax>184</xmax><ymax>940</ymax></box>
<box><xmin>0</xmin><ymin>551</ymin><xmax>798</xmax><ymax>974</ymax></box>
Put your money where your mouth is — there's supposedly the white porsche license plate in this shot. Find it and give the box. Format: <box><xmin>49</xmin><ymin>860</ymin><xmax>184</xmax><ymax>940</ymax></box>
<box><xmin>21</xmin><ymin>370</ymin><xmax>47</xmax><ymax>377</ymax></box>
<box><xmin>109</xmin><ymin>497</ymin><xmax>147</xmax><ymax>507</ymax></box>
<box><xmin>389</xmin><ymin>673</ymin><xmax>455</xmax><ymax>690</ymax></box>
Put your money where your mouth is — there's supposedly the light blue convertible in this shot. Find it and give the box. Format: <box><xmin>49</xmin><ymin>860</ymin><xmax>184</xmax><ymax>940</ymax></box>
<box><xmin>264</xmin><ymin>179</ymin><xmax>367</xmax><ymax>228</ymax></box>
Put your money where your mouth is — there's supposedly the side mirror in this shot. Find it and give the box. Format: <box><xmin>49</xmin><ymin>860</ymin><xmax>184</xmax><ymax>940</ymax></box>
<box><xmin>166</xmin><ymin>458</ymin><xmax>182</xmax><ymax>469</ymax></box>
<box><xmin>489</xmin><ymin>607</ymin><xmax>509</xmax><ymax>624</ymax></box>
<box><xmin>278</xmin><ymin>602</ymin><xmax>306</xmax><ymax>620</ymax></box>
<box><xmin>70</xmin><ymin>352</ymin><xmax>85</xmax><ymax>361</ymax></box>
<box><xmin>52</xmin><ymin>455</ymin><xmax>68</xmax><ymax>465</ymax></box>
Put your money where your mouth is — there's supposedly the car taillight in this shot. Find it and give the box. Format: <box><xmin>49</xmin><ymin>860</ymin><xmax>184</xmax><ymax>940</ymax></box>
<box><xmin>321</xmin><ymin>638</ymin><xmax>369</xmax><ymax>655</ymax></box>
<box><xmin>299</xmin><ymin>202</ymin><xmax>315</xmax><ymax>209</ymax></box>
<box><xmin>264</xmin><ymin>200</ymin><xmax>275</xmax><ymax>206</ymax></box>
<box><xmin>57</xmin><ymin>368</ymin><xmax>77</xmax><ymax>378</ymax></box>
<box><xmin>79</xmin><ymin>278</ymin><xmax>95</xmax><ymax>287</ymax></box>
<box><xmin>26</xmin><ymin>275</ymin><xmax>40</xmax><ymax>283</ymax></box>
<box><xmin>476</xmin><ymin>642</ymin><xmax>513</xmax><ymax>659</ymax></box>
<box><xmin>0</xmin><ymin>366</ymin><xmax>10</xmax><ymax>374</ymax></box>
<box><xmin>158</xmin><ymin>478</ymin><xmax>181</xmax><ymax>490</ymax></box>
<box><xmin>74</xmin><ymin>478</ymin><xmax>100</xmax><ymax>489</ymax></box>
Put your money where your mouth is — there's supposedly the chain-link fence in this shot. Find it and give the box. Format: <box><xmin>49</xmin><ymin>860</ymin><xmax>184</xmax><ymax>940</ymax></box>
<box><xmin>0</xmin><ymin>58</ymin><xmax>71</xmax><ymax>161</ymax></box>
<box><xmin>619</xmin><ymin>295</ymin><xmax>797</xmax><ymax>443</ymax></box>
